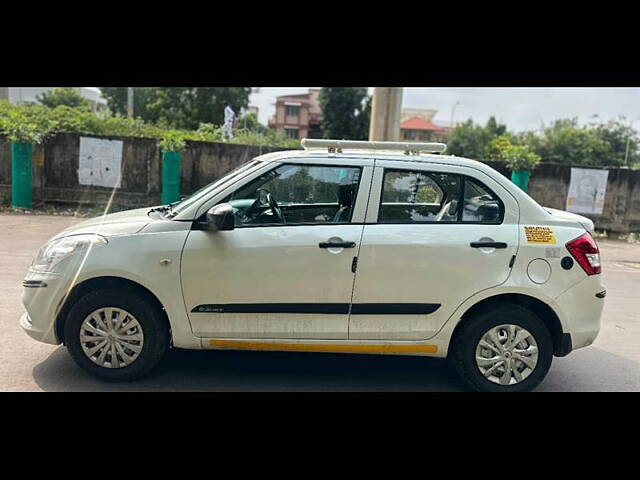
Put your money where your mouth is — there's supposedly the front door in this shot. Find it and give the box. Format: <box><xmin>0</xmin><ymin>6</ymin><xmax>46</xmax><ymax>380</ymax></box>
<box><xmin>181</xmin><ymin>159</ymin><xmax>373</xmax><ymax>339</ymax></box>
<box><xmin>349</xmin><ymin>161</ymin><xmax>520</xmax><ymax>340</ymax></box>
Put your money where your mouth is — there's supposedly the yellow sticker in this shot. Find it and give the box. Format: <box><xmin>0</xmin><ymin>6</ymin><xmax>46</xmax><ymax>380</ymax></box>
<box><xmin>524</xmin><ymin>226</ymin><xmax>557</xmax><ymax>244</ymax></box>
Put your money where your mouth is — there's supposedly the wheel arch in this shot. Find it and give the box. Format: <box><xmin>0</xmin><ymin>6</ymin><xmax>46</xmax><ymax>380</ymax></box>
<box><xmin>55</xmin><ymin>276</ymin><xmax>171</xmax><ymax>345</ymax></box>
<box><xmin>448</xmin><ymin>293</ymin><xmax>570</xmax><ymax>357</ymax></box>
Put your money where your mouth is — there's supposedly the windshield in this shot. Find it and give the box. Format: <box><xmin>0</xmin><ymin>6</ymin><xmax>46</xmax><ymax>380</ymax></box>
<box><xmin>168</xmin><ymin>158</ymin><xmax>263</xmax><ymax>216</ymax></box>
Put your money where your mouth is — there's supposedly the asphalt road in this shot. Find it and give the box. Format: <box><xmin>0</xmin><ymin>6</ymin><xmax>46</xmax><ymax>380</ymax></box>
<box><xmin>1</xmin><ymin>213</ymin><xmax>638</xmax><ymax>392</ymax></box>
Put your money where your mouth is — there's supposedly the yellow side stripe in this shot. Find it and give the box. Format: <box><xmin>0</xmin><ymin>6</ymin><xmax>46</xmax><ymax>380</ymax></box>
<box><xmin>208</xmin><ymin>339</ymin><xmax>437</xmax><ymax>354</ymax></box>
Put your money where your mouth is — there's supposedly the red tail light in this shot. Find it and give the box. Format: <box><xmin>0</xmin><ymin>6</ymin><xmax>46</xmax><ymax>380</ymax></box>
<box><xmin>566</xmin><ymin>232</ymin><xmax>601</xmax><ymax>275</ymax></box>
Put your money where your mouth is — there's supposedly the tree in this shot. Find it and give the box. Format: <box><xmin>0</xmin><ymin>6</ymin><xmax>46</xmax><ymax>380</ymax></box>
<box><xmin>100</xmin><ymin>87</ymin><xmax>160</xmax><ymax>122</ymax></box>
<box><xmin>446</xmin><ymin>119</ymin><xmax>493</xmax><ymax>158</ymax></box>
<box><xmin>37</xmin><ymin>88</ymin><xmax>91</xmax><ymax>110</ymax></box>
<box><xmin>319</xmin><ymin>87</ymin><xmax>371</xmax><ymax>140</ymax></box>
<box><xmin>148</xmin><ymin>87</ymin><xmax>252</xmax><ymax>130</ymax></box>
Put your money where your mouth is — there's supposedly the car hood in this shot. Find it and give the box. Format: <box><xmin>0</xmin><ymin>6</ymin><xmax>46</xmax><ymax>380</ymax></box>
<box><xmin>543</xmin><ymin>207</ymin><xmax>595</xmax><ymax>233</ymax></box>
<box><xmin>52</xmin><ymin>207</ymin><xmax>153</xmax><ymax>240</ymax></box>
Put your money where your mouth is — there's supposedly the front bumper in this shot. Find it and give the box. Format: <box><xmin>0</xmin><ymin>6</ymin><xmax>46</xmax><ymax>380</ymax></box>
<box><xmin>20</xmin><ymin>271</ymin><xmax>67</xmax><ymax>346</ymax></box>
<box><xmin>19</xmin><ymin>311</ymin><xmax>59</xmax><ymax>345</ymax></box>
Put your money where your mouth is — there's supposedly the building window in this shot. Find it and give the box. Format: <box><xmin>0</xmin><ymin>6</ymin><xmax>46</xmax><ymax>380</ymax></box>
<box><xmin>285</xmin><ymin>105</ymin><xmax>300</xmax><ymax>117</ymax></box>
<box><xmin>403</xmin><ymin>130</ymin><xmax>414</xmax><ymax>140</ymax></box>
<box><xmin>285</xmin><ymin>128</ymin><xmax>299</xmax><ymax>139</ymax></box>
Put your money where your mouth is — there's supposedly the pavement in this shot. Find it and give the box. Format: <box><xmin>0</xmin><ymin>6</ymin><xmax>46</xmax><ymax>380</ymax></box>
<box><xmin>0</xmin><ymin>213</ymin><xmax>638</xmax><ymax>392</ymax></box>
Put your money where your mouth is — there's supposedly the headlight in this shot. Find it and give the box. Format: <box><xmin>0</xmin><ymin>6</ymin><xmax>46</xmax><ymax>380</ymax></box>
<box><xmin>30</xmin><ymin>234</ymin><xmax>108</xmax><ymax>273</ymax></box>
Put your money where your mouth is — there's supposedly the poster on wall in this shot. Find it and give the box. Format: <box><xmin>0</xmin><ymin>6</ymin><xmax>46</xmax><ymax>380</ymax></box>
<box><xmin>566</xmin><ymin>167</ymin><xmax>609</xmax><ymax>215</ymax></box>
<box><xmin>78</xmin><ymin>137</ymin><xmax>123</xmax><ymax>188</ymax></box>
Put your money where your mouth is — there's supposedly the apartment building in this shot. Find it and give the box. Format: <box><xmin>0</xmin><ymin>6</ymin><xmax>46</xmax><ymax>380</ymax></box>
<box><xmin>269</xmin><ymin>88</ymin><xmax>322</xmax><ymax>139</ymax></box>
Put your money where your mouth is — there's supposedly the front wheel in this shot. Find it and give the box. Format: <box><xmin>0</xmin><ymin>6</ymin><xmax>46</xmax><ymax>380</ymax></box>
<box><xmin>451</xmin><ymin>305</ymin><xmax>553</xmax><ymax>392</ymax></box>
<box><xmin>64</xmin><ymin>288</ymin><xmax>169</xmax><ymax>381</ymax></box>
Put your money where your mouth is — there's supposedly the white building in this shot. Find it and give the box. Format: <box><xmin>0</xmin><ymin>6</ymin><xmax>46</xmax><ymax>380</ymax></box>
<box><xmin>1</xmin><ymin>87</ymin><xmax>108</xmax><ymax>113</ymax></box>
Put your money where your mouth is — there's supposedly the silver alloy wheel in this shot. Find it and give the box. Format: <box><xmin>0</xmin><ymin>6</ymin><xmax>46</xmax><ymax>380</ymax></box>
<box><xmin>475</xmin><ymin>324</ymin><xmax>539</xmax><ymax>385</ymax></box>
<box><xmin>79</xmin><ymin>307</ymin><xmax>144</xmax><ymax>369</ymax></box>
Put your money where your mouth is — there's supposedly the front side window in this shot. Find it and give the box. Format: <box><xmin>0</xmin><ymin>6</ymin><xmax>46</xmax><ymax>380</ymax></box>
<box><xmin>225</xmin><ymin>164</ymin><xmax>361</xmax><ymax>226</ymax></box>
<box><xmin>379</xmin><ymin>169</ymin><xmax>461</xmax><ymax>223</ymax></box>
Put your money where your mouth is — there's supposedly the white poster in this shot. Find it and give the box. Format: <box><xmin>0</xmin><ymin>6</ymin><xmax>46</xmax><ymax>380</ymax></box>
<box><xmin>566</xmin><ymin>167</ymin><xmax>609</xmax><ymax>215</ymax></box>
<box><xmin>78</xmin><ymin>137</ymin><xmax>123</xmax><ymax>188</ymax></box>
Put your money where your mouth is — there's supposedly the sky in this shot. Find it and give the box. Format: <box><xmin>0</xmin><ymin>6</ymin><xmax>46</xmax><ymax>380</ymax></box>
<box><xmin>249</xmin><ymin>87</ymin><xmax>640</xmax><ymax>132</ymax></box>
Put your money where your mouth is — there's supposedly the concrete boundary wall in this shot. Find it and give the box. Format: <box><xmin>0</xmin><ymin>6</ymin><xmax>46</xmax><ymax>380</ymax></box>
<box><xmin>1</xmin><ymin>134</ymin><xmax>639</xmax><ymax>232</ymax></box>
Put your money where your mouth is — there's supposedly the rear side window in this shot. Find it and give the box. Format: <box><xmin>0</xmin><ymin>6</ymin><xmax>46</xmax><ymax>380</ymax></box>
<box><xmin>379</xmin><ymin>169</ymin><xmax>461</xmax><ymax>223</ymax></box>
<box><xmin>462</xmin><ymin>177</ymin><xmax>503</xmax><ymax>223</ymax></box>
<box><xmin>378</xmin><ymin>168</ymin><xmax>504</xmax><ymax>224</ymax></box>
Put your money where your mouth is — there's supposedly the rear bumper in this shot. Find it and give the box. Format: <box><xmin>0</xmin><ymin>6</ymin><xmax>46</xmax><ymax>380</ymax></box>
<box><xmin>553</xmin><ymin>275</ymin><xmax>605</xmax><ymax>353</ymax></box>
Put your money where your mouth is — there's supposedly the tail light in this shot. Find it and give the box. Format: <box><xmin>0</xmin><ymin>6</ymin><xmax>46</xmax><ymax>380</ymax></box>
<box><xmin>566</xmin><ymin>232</ymin><xmax>601</xmax><ymax>275</ymax></box>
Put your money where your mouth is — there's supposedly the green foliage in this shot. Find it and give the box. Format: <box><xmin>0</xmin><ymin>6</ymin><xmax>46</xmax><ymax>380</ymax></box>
<box><xmin>319</xmin><ymin>87</ymin><xmax>371</xmax><ymax>140</ymax></box>
<box><xmin>448</xmin><ymin>115</ymin><xmax>640</xmax><ymax>168</ymax></box>
<box><xmin>446</xmin><ymin>119</ymin><xmax>493</xmax><ymax>159</ymax></box>
<box><xmin>147</xmin><ymin>87</ymin><xmax>252</xmax><ymax>130</ymax></box>
<box><xmin>0</xmin><ymin>100</ymin><xmax>299</xmax><ymax>149</ymax></box>
<box><xmin>99</xmin><ymin>87</ymin><xmax>252</xmax><ymax>130</ymax></box>
<box><xmin>36</xmin><ymin>88</ymin><xmax>91</xmax><ymax>110</ymax></box>
<box><xmin>500</xmin><ymin>144</ymin><xmax>541</xmax><ymax>171</ymax></box>
<box><xmin>158</xmin><ymin>130</ymin><xmax>187</xmax><ymax>152</ymax></box>
<box><xmin>100</xmin><ymin>87</ymin><xmax>159</xmax><ymax>122</ymax></box>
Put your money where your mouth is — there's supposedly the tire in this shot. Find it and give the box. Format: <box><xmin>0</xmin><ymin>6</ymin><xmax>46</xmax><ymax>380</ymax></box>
<box><xmin>64</xmin><ymin>288</ymin><xmax>170</xmax><ymax>381</ymax></box>
<box><xmin>450</xmin><ymin>304</ymin><xmax>553</xmax><ymax>392</ymax></box>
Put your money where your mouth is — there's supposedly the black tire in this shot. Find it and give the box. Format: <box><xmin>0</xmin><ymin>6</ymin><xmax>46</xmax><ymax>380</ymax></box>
<box><xmin>64</xmin><ymin>288</ymin><xmax>169</xmax><ymax>381</ymax></box>
<box><xmin>450</xmin><ymin>304</ymin><xmax>553</xmax><ymax>392</ymax></box>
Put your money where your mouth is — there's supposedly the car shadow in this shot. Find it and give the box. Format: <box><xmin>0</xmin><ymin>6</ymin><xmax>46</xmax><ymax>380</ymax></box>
<box><xmin>31</xmin><ymin>344</ymin><xmax>640</xmax><ymax>392</ymax></box>
<box><xmin>32</xmin><ymin>346</ymin><xmax>466</xmax><ymax>392</ymax></box>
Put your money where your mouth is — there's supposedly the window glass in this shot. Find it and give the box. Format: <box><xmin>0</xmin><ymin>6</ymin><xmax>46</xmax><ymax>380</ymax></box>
<box><xmin>225</xmin><ymin>164</ymin><xmax>361</xmax><ymax>226</ymax></box>
<box><xmin>379</xmin><ymin>170</ymin><xmax>461</xmax><ymax>223</ymax></box>
<box><xmin>462</xmin><ymin>178</ymin><xmax>503</xmax><ymax>223</ymax></box>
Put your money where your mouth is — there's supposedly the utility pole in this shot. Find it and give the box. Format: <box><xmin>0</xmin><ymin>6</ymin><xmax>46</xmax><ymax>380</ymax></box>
<box><xmin>369</xmin><ymin>87</ymin><xmax>403</xmax><ymax>141</ymax></box>
<box><xmin>127</xmin><ymin>87</ymin><xmax>134</xmax><ymax>118</ymax></box>
<box><xmin>624</xmin><ymin>118</ymin><xmax>640</xmax><ymax>167</ymax></box>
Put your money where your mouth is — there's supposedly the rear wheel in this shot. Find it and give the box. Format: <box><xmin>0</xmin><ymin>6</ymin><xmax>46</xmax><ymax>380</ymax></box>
<box><xmin>64</xmin><ymin>288</ymin><xmax>169</xmax><ymax>381</ymax></box>
<box><xmin>451</xmin><ymin>304</ymin><xmax>553</xmax><ymax>392</ymax></box>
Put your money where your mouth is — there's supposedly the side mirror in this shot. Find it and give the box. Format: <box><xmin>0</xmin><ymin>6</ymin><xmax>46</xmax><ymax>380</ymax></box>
<box><xmin>206</xmin><ymin>203</ymin><xmax>235</xmax><ymax>231</ymax></box>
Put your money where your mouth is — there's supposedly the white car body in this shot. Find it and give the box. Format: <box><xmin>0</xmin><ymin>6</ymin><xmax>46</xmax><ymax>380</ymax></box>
<box><xmin>20</xmin><ymin>145</ymin><xmax>606</xmax><ymax>387</ymax></box>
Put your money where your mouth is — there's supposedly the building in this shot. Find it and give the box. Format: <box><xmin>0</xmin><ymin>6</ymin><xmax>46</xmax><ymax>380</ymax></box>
<box><xmin>400</xmin><ymin>108</ymin><xmax>449</xmax><ymax>142</ymax></box>
<box><xmin>1</xmin><ymin>87</ymin><xmax>108</xmax><ymax>113</ymax></box>
<box><xmin>269</xmin><ymin>88</ymin><xmax>322</xmax><ymax>139</ymax></box>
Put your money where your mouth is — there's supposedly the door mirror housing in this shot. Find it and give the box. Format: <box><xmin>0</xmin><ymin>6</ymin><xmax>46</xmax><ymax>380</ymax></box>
<box><xmin>206</xmin><ymin>203</ymin><xmax>235</xmax><ymax>231</ymax></box>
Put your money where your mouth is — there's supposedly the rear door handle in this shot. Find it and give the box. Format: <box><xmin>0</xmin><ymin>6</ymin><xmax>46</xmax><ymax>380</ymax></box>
<box><xmin>470</xmin><ymin>242</ymin><xmax>508</xmax><ymax>249</ymax></box>
<box><xmin>319</xmin><ymin>241</ymin><xmax>356</xmax><ymax>249</ymax></box>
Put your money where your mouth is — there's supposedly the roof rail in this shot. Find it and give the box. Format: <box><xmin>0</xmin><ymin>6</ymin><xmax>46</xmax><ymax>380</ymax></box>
<box><xmin>301</xmin><ymin>138</ymin><xmax>447</xmax><ymax>155</ymax></box>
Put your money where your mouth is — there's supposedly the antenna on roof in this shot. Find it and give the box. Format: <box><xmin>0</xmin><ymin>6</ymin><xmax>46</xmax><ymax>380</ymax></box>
<box><xmin>301</xmin><ymin>138</ymin><xmax>446</xmax><ymax>155</ymax></box>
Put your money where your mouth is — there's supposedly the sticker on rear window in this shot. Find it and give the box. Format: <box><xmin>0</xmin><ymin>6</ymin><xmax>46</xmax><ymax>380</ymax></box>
<box><xmin>524</xmin><ymin>226</ymin><xmax>557</xmax><ymax>244</ymax></box>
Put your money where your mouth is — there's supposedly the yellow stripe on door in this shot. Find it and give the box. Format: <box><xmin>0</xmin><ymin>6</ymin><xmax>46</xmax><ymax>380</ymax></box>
<box><xmin>208</xmin><ymin>339</ymin><xmax>437</xmax><ymax>354</ymax></box>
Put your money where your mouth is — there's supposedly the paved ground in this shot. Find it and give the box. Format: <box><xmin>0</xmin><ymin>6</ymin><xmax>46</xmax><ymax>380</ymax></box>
<box><xmin>1</xmin><ymin>213</ymin><xmax>638</xmax><ymax>392</ymax></box>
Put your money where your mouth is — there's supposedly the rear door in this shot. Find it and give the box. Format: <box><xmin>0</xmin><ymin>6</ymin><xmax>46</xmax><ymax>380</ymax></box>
<box><xmin>349</xmin><ymin>160</ymin><xmax>519</xmax><ymax>340</ymax></box>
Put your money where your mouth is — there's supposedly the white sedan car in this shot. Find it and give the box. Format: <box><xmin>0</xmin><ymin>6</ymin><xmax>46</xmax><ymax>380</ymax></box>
<box><xmin>20</xmin><ymin>139</ymin><xmax>606</xmax><ymax>392</ymax></box>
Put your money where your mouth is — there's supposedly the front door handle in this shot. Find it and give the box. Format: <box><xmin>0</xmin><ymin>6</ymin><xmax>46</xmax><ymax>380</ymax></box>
<box><xmin>319</xmin><ymin>241</ymin><xmax>356</xmax><ymax>249</ymax></box>
<box><xmin>470</xmin><ymin>241</ymin><xmax>507</xmax><ymax>249</ymax></box>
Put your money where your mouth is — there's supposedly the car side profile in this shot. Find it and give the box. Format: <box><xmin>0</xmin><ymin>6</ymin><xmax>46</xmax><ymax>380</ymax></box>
<box><xmin>20</xmin><ymin>139</ymin><xmax>606</xmax><ymax>392</ymax></box>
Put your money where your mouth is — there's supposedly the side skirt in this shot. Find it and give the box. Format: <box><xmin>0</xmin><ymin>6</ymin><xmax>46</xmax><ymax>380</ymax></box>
<box><xmin>202</xmin><ymin>338</ymin><xmax>443</xmax><ymax>356</ymax></box>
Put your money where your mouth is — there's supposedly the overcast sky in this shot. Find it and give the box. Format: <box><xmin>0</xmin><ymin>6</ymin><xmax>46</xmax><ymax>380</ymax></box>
<box><xmin>249</xmin><ymin>87</ymin><xmax>640</xmax><ymax>132</ymax></box>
